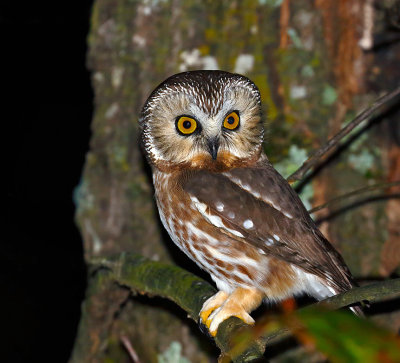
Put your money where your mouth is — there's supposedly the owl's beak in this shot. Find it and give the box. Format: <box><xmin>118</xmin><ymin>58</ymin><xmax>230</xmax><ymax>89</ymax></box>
<box><xmin>207</xmin><ymin>137</ymin><xmax>220</xmax><ymax>160</ymax></box>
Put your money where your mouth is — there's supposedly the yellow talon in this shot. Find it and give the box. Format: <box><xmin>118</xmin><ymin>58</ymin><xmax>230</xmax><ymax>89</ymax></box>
<box><xmin>199</xmin><ymin>288</ymin><xmax>263</xmax><ymax>337</ymax></box>
<box><xmin>199</xmin><ymin>291</ymin><xmax>228</xmax><ymax>321</ymax></box>
<box><xmin>199</xmin><ymin>307</ymin><xmax>216</xmax><ymax>325</ymax></box>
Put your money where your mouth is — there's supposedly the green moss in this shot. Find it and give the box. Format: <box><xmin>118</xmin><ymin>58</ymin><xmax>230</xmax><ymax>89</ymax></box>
<box><xmin>322</xmin><ymin>84</ymin><xmax>338</xmax><ymax>106</ymax></box>
<box><xmin>116</xmin><ymin>253</ymin><xmax>216</xmax><ymax>318</ymax></box>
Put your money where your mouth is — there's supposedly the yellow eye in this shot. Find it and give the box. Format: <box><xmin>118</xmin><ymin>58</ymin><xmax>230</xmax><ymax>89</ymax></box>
<box><xmin>223</xmin><ymin>111</ymin><xmax>240</xmax><ymax>130</ymax></box>
<box><xmin>176</xmin><ymin>116</ymin><xmax>197</xmax><ymax>135</ymax></box>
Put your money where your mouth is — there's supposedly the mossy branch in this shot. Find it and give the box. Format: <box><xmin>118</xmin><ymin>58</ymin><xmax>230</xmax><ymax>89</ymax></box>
<box><xmin>91</xmin><ymin>253</ymin><xmax>400</xmax><ymax>362</ymax></box>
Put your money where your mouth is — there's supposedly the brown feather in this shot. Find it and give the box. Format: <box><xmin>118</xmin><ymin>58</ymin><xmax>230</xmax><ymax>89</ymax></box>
<box><xmin>180</xmin><ymin>155</ymin><xmax>357</xmax><ymax>293</ymax></box>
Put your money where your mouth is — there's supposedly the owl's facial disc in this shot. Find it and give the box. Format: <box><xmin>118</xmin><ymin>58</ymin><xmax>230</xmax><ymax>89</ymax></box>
<box><xmin>140</xmin><ymin>71</ymin><xmax>264</xmax><ymax>169</ymax></box>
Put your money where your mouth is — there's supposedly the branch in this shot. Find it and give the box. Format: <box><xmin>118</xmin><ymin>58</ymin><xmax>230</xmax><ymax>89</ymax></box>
<box><xmin>287</xmin><ymin>86</ymin><xmax>400</xmax><ymax>183</ymax></box>
<box><xmin>92</xmin><ymin>253</ymin><xmax>216</xmax><ymax>320</ymax></box>
<box><xmin>91</xmin><ymin>253</ymin><xmax>400</xmax><ymax>362</ymax></box>
<box><xmin>308</xmin><ymin>180</ymin><xmax>400</xmax><ymax>214</ymax></box>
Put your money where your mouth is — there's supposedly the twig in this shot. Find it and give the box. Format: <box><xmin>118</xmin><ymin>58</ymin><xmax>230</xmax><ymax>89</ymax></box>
<box><xmin>121</xmin><ymin>335</ymin><xmax>142</xmax><ymax>363</ymax></box>
<box><xmin>287</xmin><ymin>86</ymin><xmax>400</xmax><ymax>183</ymax></box>
<box><xmin>315</xmin><ymin>278</ymin><xmax>400</xmax><ymax>310</ymax></box>
<box><xmin>308</xmin><ymin>181</ymin><xmax>400</xmax><ymax>214</ymax></box>
<box><xmin>93</xmin><ymin>253</ymin><xmax>400</xmax><ymax>363</ymax></box>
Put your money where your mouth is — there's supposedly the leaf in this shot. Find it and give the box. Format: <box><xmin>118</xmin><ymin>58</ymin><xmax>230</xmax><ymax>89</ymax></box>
<box><xmin>294</xmin><ymin>308</ymin><xmax>400</xmax><ymax>363</ymax></box>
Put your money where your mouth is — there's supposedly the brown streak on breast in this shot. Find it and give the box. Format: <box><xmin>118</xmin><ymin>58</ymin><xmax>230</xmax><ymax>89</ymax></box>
<box><xmin>215</xmin><ymin>267</ymin><xmax>231</xmax><ymax>279</ymax></box>
<box><xmin>237</xmin><ymin>265</ymin><xmax>253</xmax><ymax>279</ymax></box>
<box><xmin>181</xmin><ymin>229</ymin><xmax>188</xmax><ymax>241</ymax></box>
<box><xmin>232</xmin><ymin>275</ymin><xmax>245</xmax><ymax>285</ymax></box>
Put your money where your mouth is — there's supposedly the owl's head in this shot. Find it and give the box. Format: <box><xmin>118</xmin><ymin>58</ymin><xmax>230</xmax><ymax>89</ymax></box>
<box><xmin>139</xmin><ymin>71</ymin><xmax>263</xmax><ymax>171</ymax></box>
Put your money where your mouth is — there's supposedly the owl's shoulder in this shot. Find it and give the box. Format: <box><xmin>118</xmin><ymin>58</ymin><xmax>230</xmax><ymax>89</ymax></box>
<box><xmin>178</xmin><ymin>154</ymin><xmax>307</xmax><ymax>222</ymax></box>
<box><xmin>224</xmin><ymin>156</ymin><xmax>309</xmax><ymax>220</ymax></box>
<box><xmin>154</xmin><ymin>154</ymin><xmax>307</xmax><ymax>225</ymax></box>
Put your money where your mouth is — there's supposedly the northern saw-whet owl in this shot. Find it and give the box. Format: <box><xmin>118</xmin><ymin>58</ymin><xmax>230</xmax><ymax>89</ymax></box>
<box><xmin>139</xmin><ymin>70</ymin><xmax>360</xmax><ymax>337</ymax></box>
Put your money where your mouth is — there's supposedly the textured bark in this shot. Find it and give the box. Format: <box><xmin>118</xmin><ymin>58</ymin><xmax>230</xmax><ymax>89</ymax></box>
<box><xmin>71</xmin><ymin>0</ymin><xmax>400</xmax><ymax>362</ymax></box>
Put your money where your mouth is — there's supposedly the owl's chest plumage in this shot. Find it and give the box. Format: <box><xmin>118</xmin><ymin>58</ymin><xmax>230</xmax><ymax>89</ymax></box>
<box><xmin>152</xmin><ymin>168</ymin><xmax>313</xmax><ymax>299</ymax></box>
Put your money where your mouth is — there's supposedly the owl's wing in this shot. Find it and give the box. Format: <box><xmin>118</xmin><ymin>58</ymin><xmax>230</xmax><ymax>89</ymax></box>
<box><xmin>181</xmin><ymin>159</ymin><xmax>356</xmax><ymax>293</ymax></box>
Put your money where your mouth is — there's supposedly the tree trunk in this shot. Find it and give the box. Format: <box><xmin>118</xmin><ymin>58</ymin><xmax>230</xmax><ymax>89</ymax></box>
<box><xmin>71</xmin><ymin>1</ymin><xmax>400</xmax><ymax>361</ymax></box>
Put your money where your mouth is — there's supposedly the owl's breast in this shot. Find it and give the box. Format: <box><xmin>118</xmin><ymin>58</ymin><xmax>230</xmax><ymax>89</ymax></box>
<box><xmin>153</xmin><ymin>169</ymin><xmax>229</xmax><ymax>270</ymax></box>
<box><xmin>152</xmin><ymin>169</ymin><xmax>306</xmax><ymax>298</ymax></box>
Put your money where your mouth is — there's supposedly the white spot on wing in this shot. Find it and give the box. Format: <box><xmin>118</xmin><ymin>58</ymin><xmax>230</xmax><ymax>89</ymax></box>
<box><xmin>225</xmin><ymin>174</ymin><xmax>294</xmax><ymax>219</ymax></box>
<box><xmin>190</xmin><ymin>196</ymin><xmax>199</xmax><ymax>203</ymax></box>
<box><xmin>226</xmin><ymin>228</ymin><xmax>244</xmax><ymax>238</ymax></box>
<box><xmin>191</xmin><ymin>199</ymin><xmax>244</xmax><ymax>238</ymax></box>
<box><xmin>215</xmin><ymin>202</ymin><xmax>224</xmax><ymax>212</ymax></box>
<box><xmin>282</xmin><ymin>211</ymin><xmax>293</xmax><ymax>219</ymax></box>
<box><xmin>243</xmin><ymin>219</ymin><xmax>254</xmax><ymax>229</ymax></box>
<box><xmin>242</xmin><ymin>184</ymin><xmax>251</xmax><ymax>191</ymax></box>
<box><xmin>208</xmin><ymin>214</ymin><xmax>223</xmax><ymax>227</ymax></box>
<box><xmin>272</xmin><ymin>234</ymin><xmax>280</xmax><ymax>241</ymax></box>
<box><xmin>266</xmin><ymin>238</ymin><xmax>274</xmax><ymax>246</ymax></box>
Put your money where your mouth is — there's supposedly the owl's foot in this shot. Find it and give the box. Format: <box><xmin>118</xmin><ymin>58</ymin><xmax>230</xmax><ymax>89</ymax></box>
<box><xmin>200</xmin><ymin>291</ymin><xmax>229</xmax><ymax>324</ymax></box>
<box><xmin>200</xmin><ymin>288</ymin><xmax>263</xmax><ymax>337</ymax></box>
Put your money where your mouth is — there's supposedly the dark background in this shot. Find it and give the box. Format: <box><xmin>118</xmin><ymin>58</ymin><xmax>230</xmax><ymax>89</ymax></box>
<box><xmin>2</xmin><ymin>1</ymin><xmax>93</xmax><ymax>362</ymax></box>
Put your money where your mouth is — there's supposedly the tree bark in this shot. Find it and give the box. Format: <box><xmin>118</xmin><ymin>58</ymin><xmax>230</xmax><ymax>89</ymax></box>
<box><xmin>71</xmin><ymin>1</ymin><xmax>400</xmax><ymax>361</ymax></box>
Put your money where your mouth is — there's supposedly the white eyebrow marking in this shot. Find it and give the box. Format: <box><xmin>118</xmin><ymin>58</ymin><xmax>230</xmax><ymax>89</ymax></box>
<box><xmin>243</xmin><ymin>219</ymin><xmax>253</xmax><ymax>229</ymax></box>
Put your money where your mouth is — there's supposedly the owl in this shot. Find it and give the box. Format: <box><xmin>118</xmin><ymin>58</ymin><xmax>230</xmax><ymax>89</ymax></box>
<box><xmin>139</xmin><ymin>70</ymin><xmax>360</xmax><ymax>337</ymax></box>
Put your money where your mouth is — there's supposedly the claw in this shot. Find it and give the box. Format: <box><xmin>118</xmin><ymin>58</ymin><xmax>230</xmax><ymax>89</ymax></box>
<box><xmin>199</xmin><ymin>291</ymin><xmax>229</xmax><ymax>325</ymax></box>
<box><xmin>198</xmin><ymin>320</ymin><xmax>212</xmax><ymax>338</ymax></box>
<box><xmin>208</xmin><ymin>305</ymin><xmax>254</xmax><ymax>336</ymax></box>
<box><xmin>199</xmin><ymin>306</ymin><xmax>217</xmax><ymax>325</ymax></box>
<box><xmin>198</xmin><ymin>288</ymin><xmax>263</xmax><ymax>337</ymax></box>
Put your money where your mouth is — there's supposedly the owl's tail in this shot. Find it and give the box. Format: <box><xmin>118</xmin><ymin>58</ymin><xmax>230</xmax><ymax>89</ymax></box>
<box><xmin>341</xmin><ymin>278</ymin><xmax>366</xmax><ymax>317</ymax></box>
